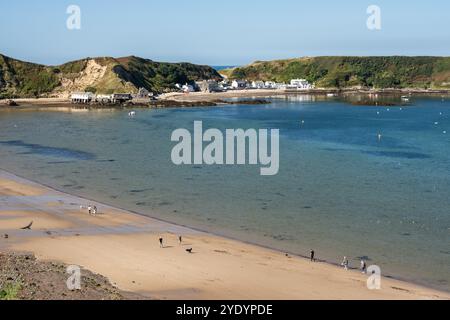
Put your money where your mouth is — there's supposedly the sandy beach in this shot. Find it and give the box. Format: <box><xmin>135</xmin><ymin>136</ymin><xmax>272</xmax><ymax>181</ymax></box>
<box><xmin>0</xmin><ymin>98</ymin><xmax>69</xmax><ymax>106</ymax></box>
<box><xmin>159</xmin><ymin>89</ymin><xmax>291</xmax><ymax>102</ymax></box>
<box><xmin>0</xmin><ymin>169</ymin><xmax>448</xmax><ymax>300</ymax></box>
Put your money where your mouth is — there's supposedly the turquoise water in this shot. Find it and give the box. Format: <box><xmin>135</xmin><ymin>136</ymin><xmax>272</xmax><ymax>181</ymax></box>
<box><xmin>0</xmin><ymin>96</ymin><xmax>449</xmax><ymax>291</ymax></box>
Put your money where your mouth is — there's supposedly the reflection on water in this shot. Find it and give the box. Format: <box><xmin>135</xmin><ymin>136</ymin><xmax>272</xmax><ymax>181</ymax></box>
<box><xmin>0</xmin><ymin>96</ymin><xmax>449</xmax><ymax>291</ymax></box>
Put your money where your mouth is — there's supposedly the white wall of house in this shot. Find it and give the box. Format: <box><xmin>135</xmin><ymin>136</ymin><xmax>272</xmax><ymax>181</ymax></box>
<box><xmin>251</xmin><ymin>81</ymin><xmax>266</xmax><ymax>89</ymax></box>
<box><xmin>182</xmin><ymin>84</ymin><xmax>195</xmax><ymax>92</ymax></box>
<box><xmin>70</xmin><ymin>92</ymin><xmax>95</xmax><ymax>103</ymax></box>
<box><xmin>290</xmin><ymin>79</ymin><xmax>312</xmax><ymax>89</ymax></box>
<box><xmin>231</xmin><ymin>80</ymin><xmax>247</xmax><ymax>89</ymax></box>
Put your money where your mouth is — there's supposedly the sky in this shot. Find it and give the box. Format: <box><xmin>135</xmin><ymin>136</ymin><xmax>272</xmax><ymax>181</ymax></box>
<box><xmin>0</xmin><ymin>0</ymin><xmax>449</xmax><ymax>66</ymax></box>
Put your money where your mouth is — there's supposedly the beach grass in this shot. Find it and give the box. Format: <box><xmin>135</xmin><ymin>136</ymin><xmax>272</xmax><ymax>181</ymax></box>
<box><xmin>0</xmin><ymin>281</ymin><xmax>22</xmax><ymax>300</ymax></box>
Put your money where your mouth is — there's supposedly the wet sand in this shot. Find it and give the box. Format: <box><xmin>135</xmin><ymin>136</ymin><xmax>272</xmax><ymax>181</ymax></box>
<box><xmin>0</xmin><ymin>169</ymin><xmax>449</xmax><ymax>300</ymax></box>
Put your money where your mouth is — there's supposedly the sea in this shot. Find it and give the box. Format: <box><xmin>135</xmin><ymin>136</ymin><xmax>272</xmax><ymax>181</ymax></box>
<box><xmin>0</xmin><ymin>95</ymin><xmax>449</xmax><ymax>291</ymax></box>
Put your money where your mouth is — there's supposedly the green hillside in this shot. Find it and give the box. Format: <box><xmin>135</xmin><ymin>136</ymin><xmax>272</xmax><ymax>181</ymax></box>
<box><xmin>0</xmin><ymin>54</ymin><xmax>222</xmax><ymax>98</ymax></box>
<box><xmin>112</xmin><ymin>56</ymin><xmax>222</xmax><ymax>93</ymax></box>
<box><xmin>221</xmin><ymin>56</ymin><xmax>450</xmax><ymax>90</ymax></box>
<box><xmin>0</xmin><ymin>54</ymin><xmax>60</xmax><ymax>98</ymax></box>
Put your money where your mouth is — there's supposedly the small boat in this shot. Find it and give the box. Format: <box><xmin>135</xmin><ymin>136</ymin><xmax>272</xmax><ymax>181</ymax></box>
<box><xmin>128</xmin><ymin>111</ymin><xmax>136</xmax><ymax>117</ymax></box>
<box><xmin>401</xmin><ymin>96</ymin><xmax>410</xmax><ymax>102</ymax></box>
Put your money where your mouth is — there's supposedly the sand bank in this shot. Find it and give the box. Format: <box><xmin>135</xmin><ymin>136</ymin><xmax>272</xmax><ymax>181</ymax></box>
<box><xmin>0</xmin><ymin>170</ymin><xmax>448</xmax><ymax>300</ymax></box>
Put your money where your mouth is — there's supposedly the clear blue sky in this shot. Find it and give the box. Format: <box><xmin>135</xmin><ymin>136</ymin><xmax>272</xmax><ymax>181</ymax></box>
<box><xmin>1</xmin><ymin>0</ymin><xmax>449</xmax><ymax>66</ymax></box>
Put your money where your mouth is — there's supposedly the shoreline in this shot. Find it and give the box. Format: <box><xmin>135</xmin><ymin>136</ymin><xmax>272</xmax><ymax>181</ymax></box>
<box><xmin>1</xmin><ymin>88</ymin><xmax>449</xmax><ymax>110</ymax></box>
<box><xmin>0</xmin><ymin>168</ymin><xmax>449</xmax><ymax>300</ymax></box>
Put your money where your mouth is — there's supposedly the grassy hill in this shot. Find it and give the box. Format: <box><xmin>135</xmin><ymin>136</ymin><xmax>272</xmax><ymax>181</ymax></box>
<box><xmin>0</xmin><ymin>54</ymin><xmax>222</xmax><ymax>98</ymax></box>
<box><xmin>221</xmin><ymin>56</ymin><xmax>450</xmax><ymax>90</ymax></box>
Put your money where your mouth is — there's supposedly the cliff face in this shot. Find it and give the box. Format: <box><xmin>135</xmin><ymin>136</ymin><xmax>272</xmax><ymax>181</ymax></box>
<box><xmin>221</xmin><ymin>56</ymin><xmax>450</xmax><ymax>90</ymax></box>
<box><xmin>0</xmin><ymin>54</ymin><xmax>222</xmax><ymax>98</ymax></box>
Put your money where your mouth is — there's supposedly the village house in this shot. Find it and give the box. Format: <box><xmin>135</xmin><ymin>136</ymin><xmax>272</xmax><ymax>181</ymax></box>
<box><xmin>265</xmin><ymin>81</ymin><xmax>277</xmax><ymax>89</ymax></box>
<box><xmin>219</xmin><ymin>80</ymin><xmax>231</xmax><ymax>91</ymax></box>
<box><xmin>290</xmin><ymin>79</ymin><xmax>313</xmax><ymax>89</ymax></box>
<box><xmin>137</xmin><ymin>87</ymin><xmax>151</xmax><ymax>98</ymax></box>
<box><xmin>231</xmin><ymin>80</ymin><xmax>248</xmax><ymax>89</ymax></box>
<box><xmin>196</xmin><ymin>80</ymin><xmax>221</xmax><ymax>93</ymax></box>
<box><xmin>132</xmin><ymin>87</ymin><xmax>155</xmax><ymax>103</ymax></box>
<box><xmin>70</xmin><ymin>92</ymin><xmax>95</xmax><ymax>104</ymax></box>
<box><xmin>182</xmin><ymin>84</ymin><xmax>195</xmax><ymax>93</ymax></box>
<box><xmin>96</xmin><ymin>94</ymin><xmax>112</xmax><ymax>104</ymax></box>
<box><xmin>251</xmin><ymin>81</ymin><xmax>266</xmax><ymax>89</ymax></box>
<box><xmin>111</xmin><ymin>93</ymin><xmax>132</xmax><ymax>104</ymax></box>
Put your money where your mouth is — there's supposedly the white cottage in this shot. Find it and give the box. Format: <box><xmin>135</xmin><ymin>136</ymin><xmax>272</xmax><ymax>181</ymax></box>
<box><xmin>231</xmin><ymin>80</ymin><xmax>248</xmax><ymax>89</ymax></box>
<box><xmin>182</xmin><ymin>84</ymin><xmax>195</xmax><ymax>93</ymax></box>
<box><xmin>290</xmin><ymin>79</ymin><xmax>312</xmax><ymax>89</ymax></box>
<box><xmin>70</xmin><ymin>92</ymin><xmax>95</xmax><ymax>104</ymax></box>
<box><xmin>251</xmin><ymin>81</ymin><xmax>266</xmax><ymax>89</ymax></box>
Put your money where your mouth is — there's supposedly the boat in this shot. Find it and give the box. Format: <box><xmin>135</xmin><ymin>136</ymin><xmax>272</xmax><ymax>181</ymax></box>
<box><xmin>401</xmin><ymin>96</ymin><xmax>410</xmax><ymax>102</ymax></box>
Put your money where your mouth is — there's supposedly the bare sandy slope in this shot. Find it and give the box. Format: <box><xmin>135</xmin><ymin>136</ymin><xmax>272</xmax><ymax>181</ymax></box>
<box><xmin>0</xmin><ymin>170</ymin><xmax>448</xmax><ymax>300</ymax></box>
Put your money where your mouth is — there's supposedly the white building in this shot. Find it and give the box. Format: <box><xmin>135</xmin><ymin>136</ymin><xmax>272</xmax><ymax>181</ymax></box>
<box><xmin>290</xmin><ymin>79</ymin><xmax>313</xmax><ymax>89</ymax></box>
<box><xmin>219</xmin><ymin>80</ymin><xmax>231</xmax><ymax>91</ymax></box>
<box><xmin>231</xmin><ymin>80</ymin><xmax>248</xmax><ymax>89</ymax></box>
<box><xmin>111</xmin><ymin>93</ymin><xmax>132</xmax><ymax>104</ymax></box>
<box><xmin>182</xmin><ymin>84</ymin><xmax>195</xmax><ymax>93</ymax></box>
<box><xmin>70</xmin><ymin>92</ymin><xmax>95</xmax><ymax>104</ymax></box>
<box><xmin>251</xmin><ymin>81</ymin><xmax>266</xmax><ymax>89</ymax></box>
<box><xmin>96</xmin><ymin>94</ymin><xmax>113</xmax><ymax>104</ymax></box>
<box><xmin>265</xmin><ymin>81</ymin><xmax>277</xmax><ymax>89</ymax></box>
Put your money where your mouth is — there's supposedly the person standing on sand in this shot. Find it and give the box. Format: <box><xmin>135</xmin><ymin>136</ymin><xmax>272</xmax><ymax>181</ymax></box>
<box><xmin>310</xmin><ymin>250</ymin><xmax>315</xmax><ymax>262</ymax></box>
<box><xmin>360</xmin><ymin>260</ymin><xmax>367</xmax><ymax>274</ymax></box>
<box><xmin>341</xmin><ymin>256</ymin><xmax>349</xmax><ymax>270</ymax></box>
<box><xmin>159</xmin><ymin>237</ymin><xmax>164</xmax><ymax>248</ymax></box>
<box><xmin>179</xmin><ymin>236</ymin><xmax>182</xmax><ymax>245</ymax></box>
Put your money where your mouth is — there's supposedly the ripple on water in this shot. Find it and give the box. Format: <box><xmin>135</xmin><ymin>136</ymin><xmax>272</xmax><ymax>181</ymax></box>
<box><xmin>362</xmin><ymin>150</ymin><xmax>431</xmax><ymax>159</ymax></box>
<box><xmin>0</xmin><ymin>140</ymin><xmax>95</xmax><ymax>160</ymax></box>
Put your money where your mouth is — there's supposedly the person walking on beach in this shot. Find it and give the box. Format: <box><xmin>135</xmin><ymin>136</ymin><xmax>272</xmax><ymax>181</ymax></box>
<box><xmin>179</xmin><ymin>236</ymin><xmax>183</xmax><ymax>245</ymax></box>
<box><xmin>360</xmin><ymin>259</ymin><xmax>367</xmax><ymax>274</ymax></box>
<box><xmin>87</xmin><ymin>205</ymin><xmax>92</xmax><ymax>216</ymax></box>
<box><xmin>341</xmin><ymin>256</ymin><xmax>349</xmax><ymax>270</ymax></box>
<box><xmin>92</xmin><ymin>206</ymin><xmax>98</xmax><ymax>216</ymax></box>
<box><xmin>310</xmin><ymin>250</ymin><xmax>315</xmax><ymax>262</ymax></box>
<box><xmin>159</xmin><ymin>237</ymin><xmax>164</xmax><ymax>248</ymax></box>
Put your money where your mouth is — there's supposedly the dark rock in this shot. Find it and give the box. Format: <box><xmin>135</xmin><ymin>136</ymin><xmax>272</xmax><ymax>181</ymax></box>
<box><xmin>6</xmin><ymin>99</ymin><xmax>18</xmax><ymax>107</ymax></box>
